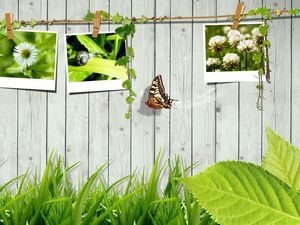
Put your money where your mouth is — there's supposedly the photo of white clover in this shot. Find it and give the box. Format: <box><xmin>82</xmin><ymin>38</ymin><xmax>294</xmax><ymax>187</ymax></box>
<box><xmin>205</xmin><ymin>24</ymin><xmax>264</xmax><ymax>72</ymax></box>
<box><xmin>0</xmin><ymin>31</ymin><xmax>57</xmax><ymax>79</ymax></box>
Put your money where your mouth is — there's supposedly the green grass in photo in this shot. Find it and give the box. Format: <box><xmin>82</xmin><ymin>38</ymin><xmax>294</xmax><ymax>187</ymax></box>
<box><xmin>205</xmin><ymin>24</ymin><xmax>263</xmax><ymax>72</ymax></box>
<box><xmin>0</xmin><ymin>31</ymin><xmax>57</xmax><ymax>79</ymax></box>
<box><xmin>66</xmin><ymin>33</ymin><xmax>127</xmax><ymax>82</ymax></box>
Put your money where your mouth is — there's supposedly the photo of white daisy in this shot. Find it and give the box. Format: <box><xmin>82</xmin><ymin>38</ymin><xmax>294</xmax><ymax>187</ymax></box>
<box><xmin>203</xmin><ymin>22</ymin><xmax>265</xmax><ymax>83</ymax></box>
<box><xmin>0</xmin><ymin>30</ymin><xmax>58</xmax><ymax>91</ymax></box>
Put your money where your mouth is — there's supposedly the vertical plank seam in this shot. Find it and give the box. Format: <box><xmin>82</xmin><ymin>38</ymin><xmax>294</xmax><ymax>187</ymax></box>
<box><xmin>130</xmin><ymin>0</ymin><xmax>133</xmax><ymax>174</ymax></box>
<box><xmin>87</xmin><ymin>0</ymin><xmax>91</xmax><ymax>179</ymax></box>
<box><xmin>108</xmin><ymin>0</ymin><xmax>111</xmax><ymax>185</ymax></box>
<box><xmin>153</xmin><ymin>0</ymin><xmax>157</xmax><ymax>164</ymax></box>
<box><xmin>290</xmin><ymin>0</ymin><xmax>293</xmax><ymax>143</ymax></box>
<box><xmin>214</xmin><ymin>0</ymin><xmax>218</xmax><ymax>163</ymax></box>
<box><xmin>17</xmin><ymin>0</ymin><xmax>20</xmax><ymax>178</ymax></box>
<box><xmin>260</xmin><ymin>0</ymin><xmax>264</xmax><ymax>163</ymax></box>
<box><xmin>64</xmin><ymin>0</ymin><xmax>68</xmax><ymax>166</ymax></box>
<box><xmin>46</xmin><ymin>0</ymin><xmax>49</xmax><ymax>161</ymax></box>
<box><xmin>168</xmin><ymin>0</ymin><xmax>171</xmax><ymax>160</ymax></box>
<box><xmin>191</xmin><ymin>0</ymin><xmax>194</xmax><ymax>175</ymax></box>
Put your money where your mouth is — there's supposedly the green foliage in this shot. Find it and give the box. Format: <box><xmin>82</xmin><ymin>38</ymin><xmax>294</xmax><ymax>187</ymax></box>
<box><xmin>0</xmin><ymin>152</ymin><xmax>204</xmax><ymax>225</ymax></box>
<box><xmin>288</xmin><ymin>8</ymin><xmax>299</xmax><ymax>16</ymax></box>
<box><xmin>180</xmin><ymin>128</ymin><xmax>300</xmax><ymax>225</ymax></box>
<box><xmin>115</xmin><ymin>24</ymin><xmax>135</xmax><ymax>38</ymax></box>
<box><xmin>112</xmin><ymin>13</ymin><xmax>123</xmax><ymax>24</ymax></box>
<box><xmin>263</xmin><ymin>128</ymin><xmax>300</xmax><ymax>191</ymax></box>
<box><xmin>180</xmin><ymin>161</ymin><xmax>300</xmax><ymax>225</ymax></box>
<box><xmin>140</xmin><ymin>15</ymin><xmax>148</xmax><ymax>24</ymax></box>
<box><xmin>29</xmin><ymin>19</ymin><xmax>37</xmax><ymax>28</ymax></box>
<box><xmin>83</xmin><ymin>10</ymin><xmax>95</xmax><ymax>21</ymax></box>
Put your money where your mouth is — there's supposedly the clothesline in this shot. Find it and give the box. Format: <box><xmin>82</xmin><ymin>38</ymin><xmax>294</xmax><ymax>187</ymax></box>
<box><xmin>12</xmin><ymin>9</ymin><xmax>299</xmax><ymax>26</ymax></box>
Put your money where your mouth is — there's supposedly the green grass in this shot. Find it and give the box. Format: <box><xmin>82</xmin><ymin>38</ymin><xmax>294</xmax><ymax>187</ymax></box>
<box><xmin>0</xmin><ymin>152</ymin><xmax>215</xmax><ymax>225</ymax></box>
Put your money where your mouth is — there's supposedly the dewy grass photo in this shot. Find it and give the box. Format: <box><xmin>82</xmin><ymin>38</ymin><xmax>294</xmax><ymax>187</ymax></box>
<box><xmin>204</xmin><ymin>22</ymin><xmax>264</xmax><ymax>83</ymax></box>
<box><xmin>65</xmin><ymin>32</ymin><xmax>128</xmax><ymax>93</ymax></box>
<box><xmin>0</xmin><ymin>30</ymin><xmax>58</xmax><ymax>90</ymax></box>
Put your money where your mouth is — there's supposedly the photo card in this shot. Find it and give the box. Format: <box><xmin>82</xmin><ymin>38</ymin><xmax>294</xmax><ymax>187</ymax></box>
<box><xmin>65</xmin><ymin>31</ymin><xmax>128</xmax><ymax>93</ymax></box>
<box><xmin>0</xmin><ymin>30</ymin><xmax>58</xmax><ymax>91</ymax></box>
<box><xmin>203</xmin><ymin>22</ymin><xmax>265</xmax><ymax>83</ymax></box>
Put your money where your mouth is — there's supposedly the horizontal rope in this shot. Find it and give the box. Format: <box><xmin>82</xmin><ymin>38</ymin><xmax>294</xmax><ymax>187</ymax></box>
<box><xmin>12</xmin><ymin>9</ymin><xmax>299</xmax><ymax>26</ymax></box>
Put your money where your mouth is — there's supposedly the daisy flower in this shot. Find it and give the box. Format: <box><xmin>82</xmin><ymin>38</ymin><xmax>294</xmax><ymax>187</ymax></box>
<box><xmin>237</xmin><ymin>39</ymin><xmax>255</xmax><ymax>52</ymax></box>
<box><xmin>208</xmin><ymin>35</ymin><xmax>227</xmax><ymax>53</ymax></box>
<box><xmin>13</xmin><ymin>42</ymin><xmax>38</xmax><ymax>67</ymax></box>
<box><xmin>206</xmin><ymin>57</ymin><xmax>221</xmax><ymax>67</ymax></box>
<box><xmin>223</xmin><ymin>26</ymin><xmax>231</xmax><ymax>34</ymax></box>
<box><xmin>222</xmin><ymin>53</ymin><xmax>240</xmax><ymax>70</ymax></box>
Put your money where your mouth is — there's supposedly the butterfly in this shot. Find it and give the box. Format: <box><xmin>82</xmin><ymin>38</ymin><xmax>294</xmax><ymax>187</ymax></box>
<box><xmin>145</xmin><ymin>75</ymin><xmax>176</xmax><ymax>109</ymax></box>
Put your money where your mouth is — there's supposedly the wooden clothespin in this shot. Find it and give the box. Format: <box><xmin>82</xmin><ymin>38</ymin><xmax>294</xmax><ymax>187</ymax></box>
<box><xmin>92</xmin><ymin>10</ymin><xmax>101</xmax><ymax>38</ymax></box>
<box><xmin>5</xmin><ymin>12</ymin><xmax>13</xmax><ymax>39</ymax></box>
<box><xmin>232</xmin><ymin>2</ymin><xmax>245</xmax><ymax>29</ymax></box>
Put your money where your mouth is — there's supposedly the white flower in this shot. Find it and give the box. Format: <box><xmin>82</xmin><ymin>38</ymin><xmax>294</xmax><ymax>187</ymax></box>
<box><xmin>239</xmin><ymin>26</ymin><xmax>248</xmax><ymax>34</ymax></box>
<box><xmin>251</xmin><ymin>27</ymin><xmax>263</xmax><ymax>39</ymax></box>
<box><xmin>222</xmin><ymin>53</ymin><xmax>240</xmax><ymax>70</ymax></box>
<box><xmin>223</xmin><ymin>26</ymin><xmax>231</xmax><ymax>34</ymax></box>
<box><xmin>13</xmin><ymin>42</ymin><xmax>38</xmax><ymax>67</ymax></box>
<box><xmin>206</xmin><ymin>57</ymin><xmax>221</xmax><ymax>67</ymax></box>
<box><xmin>227</xmin><ymin>30</ymin><xmax>243</xmax><ymax>47</ymax></box>
<box><xmin>208</xmin><ymin>35</ymin><xmax>227</xmax><ymax>53</ymax></box>
<box><xmin>237</xmin><ymin>39</ymin><xmax>255</xmax><ymax>52</ymax></box>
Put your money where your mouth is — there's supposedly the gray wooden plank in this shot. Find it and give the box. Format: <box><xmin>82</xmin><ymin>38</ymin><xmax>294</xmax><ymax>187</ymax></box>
<box><xmin>215</xmin><ymin>0</ymin><xmax>239</xmax><ymax>161</ymax></box>
<box><xmin>170</xmin><ymin>0</ymin><xmax>193</xmax><ymax>168</ymax></box>
<box><xmin>66</xmin><ymin>0</ymin><xmax>89</xmax><ymax>183</ymax></box>
<box><xmin>0</xmin><ymin>0</ymin><xmax>18</xmax><ymax>184</ymax></box>
<box><xmin>88</xmin><ymin>0</ymin><xmax>110</xmax><ymax>181</ymax></box>
<box><xmin>292</xmin><ymin>0</ymin><xmax>300</xmax><ymax>147</ymax></box>
<box><xmin>18</xmin><ymin>0</ymin><xmax>47</xmax><ymax>177</ymax></box>
<box><xmin>239</xmin><ymin>0</ymin><xmax>262</xmax><ymax>164</ymax></box>
<box><xmin>109</xmin><ymin>1</ymin><xmax>132</xmax><ymax>184</ymax></box>
<box><xmin>47</xmin><ymin>0</ymin><xmax>66</xmax><ymax>158</ymax></box>
<box><xmin>263</xmin><ymin>0</ymin><xmax>291</xmax><ymax>154</ymax></box>
<box><xmin>131</xmin><ymin>0</ymin><xmax>155</xmax><ymax>176</ymax></box>
<box><xmin>155</xmin><ymin>0</ymin><xmax>171</xmax><ymax>164</ymax></box>
<box><xmin>192</xmin><ymin>0</ymin><xmax>216</xmax><ymax>173</ymax></box>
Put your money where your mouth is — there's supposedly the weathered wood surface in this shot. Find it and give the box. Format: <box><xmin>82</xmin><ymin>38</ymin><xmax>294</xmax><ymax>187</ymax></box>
<box><xmin>0</xmin><ymin>0</ymin><xmax>298</xmax><ymax>184</ymax></box>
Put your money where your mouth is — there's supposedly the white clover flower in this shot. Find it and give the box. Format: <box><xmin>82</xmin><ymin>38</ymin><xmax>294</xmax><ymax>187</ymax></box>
<box><xmin>239</xmin><ymin>26</ymin><xmax>248</xmax><ymax>34</ymax></box>
<box><xmin>243</xmin><ymin>33</ymin><xmax>251</xmax><ymax>39</ymax></box>
<box><xmin>208</xmin><ymin>35</ymin><xmax>227</xmax><ymax>53</ymax></box>
<box><xmin>206</xmin><ymin>57</ymin><xmax>221</xmax><ymax>67</ymax></box>
<box><xmin>227</xmin><ymin>30</ymin><xmax>243</xmax><ymax>47</ymax></box>
<box><xmin>13</xmin><ymin>42</ymin><xmax>38</xmax><ymax>67</ymax></box>
<box><xmin>223</xmin><ymin>26</ymin><xmax>231</xmax><ymax>34</ymax></box>
<box><xmin>237</xmin><ymin>39</ymin><xmax>255</xmax><ymax>52</ymax></box>
<box><xmin>222</xmin><ymin>53</ymin><xmax>240</xmax><ymax>70</ymax></box>
<box><xmin>252</xmin><ymin>27</ymin><xmax>264</xmax><ymax>44</ymax></box>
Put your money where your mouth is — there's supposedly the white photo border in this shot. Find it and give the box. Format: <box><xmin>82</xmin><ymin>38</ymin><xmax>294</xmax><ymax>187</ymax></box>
<box><xmin>65</xmin><ymin>31</ymin><xmax>126</xmax><ymax>94</ymax></box>
<box><xmin>0</xmin><ymin>30</ymin><xmax>58</xmax><ymax>91</ymax></box>
<box><xmin>203</xmin><ymin>22</ymin><xmax>265</xmax><ymax>83</ymax></box>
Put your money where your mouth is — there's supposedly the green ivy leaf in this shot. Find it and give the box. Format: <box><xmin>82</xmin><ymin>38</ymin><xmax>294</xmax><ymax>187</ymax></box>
<box><xmin>101</xmin><ymin>11</ymin><xmax>111</xmax><ymax>20</ymax></box>
<box><xmin>258</xmin><ymin>68</ymin><xmax>264</xmax><ymax>75</ymax></box>
<box><xmin>258</xmin><ymin>25</ymin><xmax>268</xmax><ymax>36</ymax></box>
<box><xmin>126</xmin><ymin>96</ymin><xmax>135</xmax><ymax>104</ymax></box>
<box><xmin>252</xmin><ymin>53</ymin><xmax>262</xmax><ymax>64</ymax></box>
<box><xmin>112</xmin><ymin>13</ymin><xmax>123</xmax><ymax>24</ymax></box>
<box><xmin>261</xmin><ymin>40</ymin><xmax>271</xmax><ymax>48</ymax></box>
<box><xmin>115</xmin><ymin>24</ymin><xmax>135</xmax><ymax>38</ymax></box>
<box><xmin>12</xmin><ymin>21</ymin><xmax>21</xmax><ymax>29</ymax></box>
<box><xmin>140</xmin><ymin>15</ymin><xmax>148</xmax><ymax>24</ymax></box>
<box><xmin>0</xmin><ymin>19</ymin><xmax>6</xmax><ymax>29</ymax></box>
<box><xmin>83</xmin><ymin>11</ymin><xmax>95</xmax><ymax>21</ymax></box>
<box><xmin>29</xmin><ymin>19</ymin><xmax>37</xmax><ymax>28</ymax></box>
<box><xmin>129</xmin><ymin>68</ymin><xmax>136</xmax><ymax>79</ymax></box>
<box><xmin>122</xmin><ymin>79</ymin><xmax>131</xmax><ymax>89</ymax></box>
<box><xmin>256</xmin><ymin>84</ymin><xmax>262</xmax><ymax>90</ymax></box>
<box><xmin>247</xmin><ymin>9</ymin><xmax>256</xmax><ymax>16</ymax></box>
<box><xmin>288</xmin><ymin>8</ymin><xmax>299</xmax><ymax>16</ymax></box>
<box><xmin>115</xmin><ymin>56</ymin><xmax>129</xmax><ymax>66</ymax></box>
<box><xmin>130</xmin><ymin>89</ymin><xmax>137</xmax><ymax>97</ymax></box>
<box><xmin>122</xmin><ymin>17</ymin><xmax>132</xmax><ymax>26</ymax></box>
<box><xmin>124</xmin><ymin>113</ymin><xmax>130</xmax><ymax>119</ymax></box>
<box><xmin>255</xmin><ymin>7</ymin><xmax>270</xmax><ymax>16</ymax></box>
<box><xmin>127</xmin><ymin>47</ymin><xmax>134</xmax><ymax>57</ymax></box>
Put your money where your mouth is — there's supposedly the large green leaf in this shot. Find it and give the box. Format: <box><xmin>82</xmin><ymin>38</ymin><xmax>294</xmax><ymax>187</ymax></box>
<box><xmin>262</xmin><ymin>128</ymin><xmax>300</xmax><ymax>191</ymax></box>
<box><xmin>180</xmin><ymin>161</ymin><xmax>300</xmax><ymax>225</ymax></box>
<box><xmin>68</xmin><ymin>57</ymin><xmax>127</xmax><ymax>80</ymax></box>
